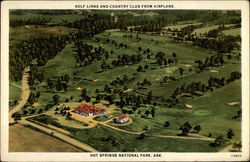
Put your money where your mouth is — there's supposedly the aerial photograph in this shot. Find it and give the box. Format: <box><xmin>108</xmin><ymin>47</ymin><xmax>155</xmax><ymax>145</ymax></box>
<box><xmin>9</xmin><ymin>10</ymin><xmax>241</xmax><ymax>152</ymax></box>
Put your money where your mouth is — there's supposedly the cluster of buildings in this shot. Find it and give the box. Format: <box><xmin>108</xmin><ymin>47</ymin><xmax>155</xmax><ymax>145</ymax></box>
<box><xmin>73</xmin><ymin>104</ymin><xmax>129</xmax><ymax>124</ymax></box>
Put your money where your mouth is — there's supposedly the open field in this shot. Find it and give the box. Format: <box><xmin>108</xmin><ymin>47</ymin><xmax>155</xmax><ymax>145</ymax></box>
<box><xmin>163</xmin><ymin>22</ymin><xmax>203</xmax><ymax>30</ymax></box>
<box><xmin>9</xmin><ymin>84</ymin><xmax>21</xmax><ymax>110</ymax></box>
<box><xmin>221</xmin><ymin>28</ymin><xmax>241</xmax><ymax>37</ymax></box>
<box><xmin>10</xmin><ymin>25</ymin><xmax>77</xmax><ymax>40</ymax></box>
<box><xmin>191</xmin><ymin>24</ymin><xmax>237</xmax><ymax>35</ymax></box>
<box><xmin>9</xmin><ymin>84</ymin><xmax>21</xmax><ymax>101</ymax></box>
<box><xmin>192</xmin><ymin>25</ymin><xmax>220</xmax><ymax>35</ymax></box>
<box><xmin>9</xmin><ymin>124</ymin><xmax>83</xmax><ymax>152</ymax></box>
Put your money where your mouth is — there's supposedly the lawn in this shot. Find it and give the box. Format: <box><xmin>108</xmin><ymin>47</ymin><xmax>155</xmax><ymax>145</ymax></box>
<box><xmin>163</xmin><ymin>22</ymin><xmax>203</xmax><ymax>30</ymax></box>
<box><xmin>28</xmin><ymin>116</ymin><xmax>221</xmax><ymax>152</ymax></box>
<box><xmin>9</xmin><ymin>84</ymin><xmax>21</xmax><ymax>101</ymax></box>
<box><xmin>221</xmin><ymin>28</ymin><xmax>241</xmax><ymax>37</ymax></box>
<box><xmin>9</xmin><ymin>124</ymin><xmax>83</xmax><ymax>152</ymax></box>
<box><xmin>10</xmin><ymin>25</ymin><xmax>77</xmax><ymax>41</ymax></box>
<box><xmin>192</xmin><ymin>25</ymin><xmax>220</xmax><ymax>35</ymax></box>
<box><xmin>191</xmin><ymin>24</ymin><xmax>237</xmax><ymax>35</ymax></box>
<box><xmin>9</xmin><ymin>84</ymin><xmax>21</xmax><ymax>110</ymax></box>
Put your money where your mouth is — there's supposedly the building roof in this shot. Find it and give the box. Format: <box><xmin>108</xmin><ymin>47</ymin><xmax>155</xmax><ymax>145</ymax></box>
<box><xmin>75</xmin><ymin>104</ymin><xmax>105</xmax><ymax>114</ymax></box>
<box><xmin>117</xmin><ymin>114</ymin><xmax>129</xmax><ymax>120</ymax></box>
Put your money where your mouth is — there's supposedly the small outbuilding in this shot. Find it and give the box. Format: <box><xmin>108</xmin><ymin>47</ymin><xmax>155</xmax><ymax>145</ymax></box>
<box><xmin>116</xmin><ymin>114</ymin><xmax>129</xmax><ymax>124</ymax></box>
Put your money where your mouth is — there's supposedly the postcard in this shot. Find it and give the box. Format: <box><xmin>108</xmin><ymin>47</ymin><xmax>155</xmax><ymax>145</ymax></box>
<box><xmin>1</xmin><ymin>0</ymin><xmax>249</xmax><ymax>161</ymax></box>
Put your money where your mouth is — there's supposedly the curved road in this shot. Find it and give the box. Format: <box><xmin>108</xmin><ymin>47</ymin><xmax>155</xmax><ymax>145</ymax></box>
<box><xmin>9</xmin><ymin>67</ymin><xmax>30</xmax><ymax>123</ymax></box>
<box><xmin>9</xmin><ymin>68</ymin><xmax>97</xmax><ymax>152</ymax></box>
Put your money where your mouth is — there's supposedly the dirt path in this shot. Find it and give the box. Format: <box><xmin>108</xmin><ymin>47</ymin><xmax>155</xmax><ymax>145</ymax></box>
<box><xmin>9</xmin><ymin>67</ymin><xmax>30</xmax><ymax>123</ymax></box>
<box><xmin>10</xmin><ymin>83</ymin><xmax>22</xmax><ymax>89</ymax></box>
<box><xmin>9</xmin><ymin>72</ymin><xmax>97</xmax><ymax>152</ymax></box>
<box><xmin>19</xmin><ymin>119</ymin><xmax>97</xmax><ymax>152</ymax></box>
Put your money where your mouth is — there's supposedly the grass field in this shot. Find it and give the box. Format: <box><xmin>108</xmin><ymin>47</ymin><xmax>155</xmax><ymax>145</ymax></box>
<box><xmin>10</xmin><ymin>25</ymin><xmax>77</xmax><ymax>40</ymax></box>
<box><xmin>192</xmin><ymin>24</ymin><xmax>237</xmax><ymax>35</ymax></box>
<box><xmin>9</xmin><ymin>84</ymin><xmax>21</xmax><ymax>101</ymax></box>
<box><xmin>192</xmin><ymin>25</ymin><xmax>220</xmax><ymax>35</ymax></box>
<box><xmin>9</xmin><ymin>124</ymin><xmax>83</xmax><ymax>152</ymax></box>
<box><xmin>163</xmin><ymin>22</ymin><xmax>203</xmax><ymax>30</ymax></box>
<box><xmin>221</xmin><ymin>28</ymin><xmax>241</xmax><ymax>37</ymax></box>
<box><xmin>9</xmin><ymin>84</ymin><xmax>21</xmax><ymax>110</ymax></box>
<box><xmin>29</xmin><ymin>117</ymin><xmax>221</xmax><ymax>152</ymax></box>
<box><xmin>15</xmin><ymin>28</ymin><xmax>241</xmax><ymax>152</ymax></box>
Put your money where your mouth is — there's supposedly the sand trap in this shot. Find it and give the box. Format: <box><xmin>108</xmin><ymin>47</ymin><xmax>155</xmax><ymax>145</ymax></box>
<box><xmin>123</xmin><ymin>88</ymin><xmax>133</xmax><ymax>93</ymax></box>
<box><xmin>227</xmin><ymin>102</ymin><xmax>240</xmax><ymax>106</ymax></box>
<box><xmin>185</xmin><ymin>64</ymin><xmax>192</xmax><ymax>67</ymax></box>
<box><xmin>75</xmin><ymin>87</ymin><xmax>83</xmax><ymax>91</ymax></box>
<box><xmin>210</xmin><ymin>70</ymin><xmax>220</xmax><ymax>73</ymax></box>
<box><xmin>93</xmin><ymin>79</ymin><xmax>99</xmax><ymax>82</ymax></box>
<box><xmin>155</xmin><ymin>78</ymin><xmax>161</xmax><ymax>81</ymax></box>
<box><xmin>165</xmin><ymin>67</ymin><xmax>178</xmax><ymax>74</ymax></box>
<box><xmin>185</xmin><ymin>104</ymin><xmax>193</xmax><ymax>109</ymax></box>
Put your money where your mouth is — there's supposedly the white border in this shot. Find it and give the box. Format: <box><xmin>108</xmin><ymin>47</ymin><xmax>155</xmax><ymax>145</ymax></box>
<box><xmin>1</xmin><ymin>1</ymin><xmax>249</xmax><ymax>161</ymax></box>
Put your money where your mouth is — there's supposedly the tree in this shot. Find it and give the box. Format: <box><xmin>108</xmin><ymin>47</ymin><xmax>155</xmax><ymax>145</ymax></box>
<box><xmin>178</xmin><ymin>67</ymin><xmax>184</xmax><ymax>76</ymax></box>
<box><xmin>123</xmin><ymin>75</ymin><xmax>128</xmax><ymax>82</ymax></box>
<box><xmin>164</xmin><ymin>121</ymin><xmax>170</xmax><ymax>127</ymax></box>
<box><xmin>172</xmin><ymin>52</ymin><xmax>177</xmax><ymax>58</ymax></box>
<box><xmin>52</xmin><ymin>94</ymin><xmax>60</xmax><ymax>105</ymax></box>
<box><xmin>232</xmin><ymin>141</ymin><xmax>242</xmax><ymax>151</ymax></box>
<box><xmin>23</xmin><ymin>110</ymin><xmax>28</xmax><ymax>115</ymax></box>
<box><xmin>11</xmin><ymin>112</ymin><xmax>21</xmax><ymax>122</ymax></box>
<box><xmin>227</xmin><ymin>128</ymin><xmax>234</xmax><ymax>140</ymax></box>
<box><xmin>147</xmin><ymin>91</ymin><xmax>152</xmax><ymax>104</ymax></box>
<box><xmin>210</xmin><ymin>136</ymin><xmax>225</xmax><ymax>147</ymax></box>
<box><xmin>85</xmin><ymin>96</ymin><xmax>91</xmax><ymax>102</ymax></box>
<box><xmin>81</xmin><ymin>89</ymin><xmax>87</xmax><ymax>99</ymax></box>
<box><xmin>151</xmin><ymin>108</ymin><xmax>155</xmax><ymax>118</ymax></box>
<box><xmin>145</xmin><ymin>110</ymin><xmax>150</xmax><ymax>116</ymax></box>
<box><xmin>138</xmin><ymin>133</ymin><xmax>145</xmax><ymax>139</ymax></box>
<box><xmin>101</xmin><ymin>62</ymin><xmax>108</xmax><ymax>71</ymax></box>
<box><xmin>47</xmin><ymin>78</ymin><xmax>54</xmax><ymax>89</ymax></box>
<box><xmin>138</xmin><ymin>47</ymin><xmax>142</xmax><ymax>52</ymax></box>
<box><xmin>193</xmin><ymin>125</ymin><xmax>201</xmax><ymax>133</ymax></box>
<box><xmin>179</xmin><ymin>121</ymin><xmax>192</xmax><ymax>136</ymax></box>
<box><xmin>28</xmin><ymin>92</ymin><xmax>36</xmax><ymax>105</ymax></box>
<box><xmin>136</xmin><ymin>65</ymin><xmax>143</xmax><ymax>72</ymax></box>
<box><xmin>64</xmin><ymin>74</ymin><xmax>70</xmax><ymax>82</ymax></box>
<box><xmin>38</xmin><ymin>108</ymin><xmax>43</xmax><ymax>114</ymax></box>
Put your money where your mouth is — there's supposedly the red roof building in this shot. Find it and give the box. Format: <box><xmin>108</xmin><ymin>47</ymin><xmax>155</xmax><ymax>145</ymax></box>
<box><xmin>116</xmin><ymin>114</ymin><xmax>129</xmax><ymax>124</ymax></box>
<box><xmin>73</xmin><ymin>104</ymin><xmax>105</xmax><ymax>116</ymax></box>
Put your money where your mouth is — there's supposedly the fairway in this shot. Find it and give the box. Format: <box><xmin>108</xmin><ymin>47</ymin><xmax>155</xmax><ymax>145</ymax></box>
<box><xmin>221</xmin><ymin>28</ymin><xmax>241</xmax><ymax>37</ymax></box>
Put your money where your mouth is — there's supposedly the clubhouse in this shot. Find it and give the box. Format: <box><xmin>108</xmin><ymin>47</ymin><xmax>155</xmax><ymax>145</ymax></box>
<box><xmin>73</xmin><ymin>104</ymin><xmax>105</xmax><ymax>116</ymax></box>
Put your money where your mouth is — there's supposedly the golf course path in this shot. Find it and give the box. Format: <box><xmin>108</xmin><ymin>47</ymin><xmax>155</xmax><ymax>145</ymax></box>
<box><xmin>10</xmin><ymin>83</ymin><xmax>22</xmax><ymax>89</ymax></box>
<box><xmin>19</xmin><ymin>119</ymin><xmax>97</xmax><ymax>152</ymax></box>
<box><xmin>9</xmin><ymin>67</ymin><xmax>30</xmax><ymax>123</ymax></box>
<box><xmin>93</xmin><ymin>120</ymin><xmax>214</xmax><ymax>141</ymax></box>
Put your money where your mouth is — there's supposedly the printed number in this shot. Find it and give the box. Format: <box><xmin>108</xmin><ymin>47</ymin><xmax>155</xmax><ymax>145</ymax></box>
<box><xmin>231</xmin><ymin>154</ymin><xmax>241</xmax><ymax>157</ymax></box>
